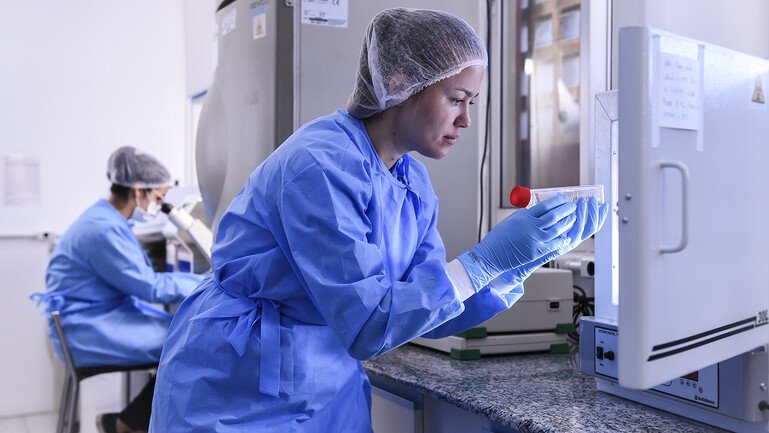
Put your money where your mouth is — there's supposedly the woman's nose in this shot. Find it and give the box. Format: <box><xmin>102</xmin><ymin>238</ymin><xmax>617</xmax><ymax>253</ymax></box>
<box><xmin>455</xmin><ymin>105</ymin><xmax>471</xmax><ymax>129</ymax></box>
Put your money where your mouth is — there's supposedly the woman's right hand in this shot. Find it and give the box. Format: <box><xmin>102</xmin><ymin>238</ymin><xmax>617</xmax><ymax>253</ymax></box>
<box><xmin>457</xmin><ymin>194</ymin><xmax>577</xmax><ymax>291</ymax></box>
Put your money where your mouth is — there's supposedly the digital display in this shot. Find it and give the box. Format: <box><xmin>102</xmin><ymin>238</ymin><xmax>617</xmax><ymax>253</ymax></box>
<box><xmin>682</xmin><ymin>371</ymin><xmax>699</xmax><ymax>382</ymax></box>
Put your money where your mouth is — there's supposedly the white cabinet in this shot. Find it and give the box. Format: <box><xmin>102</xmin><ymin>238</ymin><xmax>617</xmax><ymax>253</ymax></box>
<box><xmin>369</xmin><ymin>377</ymin><xmax>520</xmax><ymax>433</ymax></box>
<box><xmin>371</xmin><ymin>386</ymin><xmax>422</xmax><ymax>433</ymax></box>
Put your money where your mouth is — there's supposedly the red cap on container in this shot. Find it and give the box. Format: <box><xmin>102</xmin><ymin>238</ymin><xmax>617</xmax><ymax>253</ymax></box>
<box><xmin>509</xmin><ymin>186</ymin><xmax>531</xmax><ymax>208</ymax></box>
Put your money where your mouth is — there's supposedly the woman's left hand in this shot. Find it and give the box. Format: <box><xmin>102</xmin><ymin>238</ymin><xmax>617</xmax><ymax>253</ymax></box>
<box><xmin>557</xmin><ymin>197</ymin><xmax>609</xmax><ymax>255</ymax></box>
<box><xmin>495</xmin><ymin>197</ymin><xmax>609</xmax><ymax>289</ymax></box>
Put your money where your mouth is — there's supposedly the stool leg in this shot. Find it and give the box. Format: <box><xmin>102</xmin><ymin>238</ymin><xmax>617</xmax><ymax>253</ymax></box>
<box><xmin>124</xmin><ymin>371</ymin><xmax>131</xmax><ymax>406</ymax></box>
<box><xmin>66</xmin><ymin>380</ymin><xmax>79</xmax><ymax>433</ymax></box>
<box><xmin>56</xmin><ymin>374</ymin><xmax>72</xmax><ymax>433</ymax></box>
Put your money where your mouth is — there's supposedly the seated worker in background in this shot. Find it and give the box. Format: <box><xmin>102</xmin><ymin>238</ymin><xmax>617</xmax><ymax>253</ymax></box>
<box><xmin>150</xmin><ymin>8</ymin><xmax>608</xmax><ymax>432</ymax></box>
<box><xmin>34</xmin><ymin>146</ymin><xmax>203</xmax><ymax>433</ymax></box>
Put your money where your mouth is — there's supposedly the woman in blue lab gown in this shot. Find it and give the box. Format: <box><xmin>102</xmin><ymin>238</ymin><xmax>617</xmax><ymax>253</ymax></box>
<box><xmin>35</xmin><ymin>146</ymin><xmax>203</xmax><ymax>433</ymax></box>
<box><xmin>150</xmin><ymin>8</ymin><xmax>608</xmax><ymax>433</ymax></box>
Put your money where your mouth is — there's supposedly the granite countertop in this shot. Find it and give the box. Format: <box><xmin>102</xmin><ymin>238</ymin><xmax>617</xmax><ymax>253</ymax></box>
<box><xmin>363</xmin><ymin>344</ymin><xmax>727</xmax><ymax>433</ymax></box>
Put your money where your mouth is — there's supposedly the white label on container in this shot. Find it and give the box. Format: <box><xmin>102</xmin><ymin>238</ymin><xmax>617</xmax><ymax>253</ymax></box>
<box><xmin>301</xmin><ymin>0</ymin><xmax>348</xmax><ymax>28</ymax></box>
<box><xmin>250</xmin><ymin>0</ymin><xmax>270</xmax><ymax>16</ymax></box>
<box><xmin>658</xmin><ymin>52</ymin><xmax>702</xmax><ymax>131</ymax></box>
<box><xmin>221</xmin><ymin>8</ymin><xmax>237</xmax><ymax>36</ymax></box>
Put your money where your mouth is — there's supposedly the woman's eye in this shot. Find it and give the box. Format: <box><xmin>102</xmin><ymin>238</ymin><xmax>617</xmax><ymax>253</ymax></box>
<box><xmin>450</xmin><ymin>98</ymin><xmax>463</xmax><ymax>105</ymax></box>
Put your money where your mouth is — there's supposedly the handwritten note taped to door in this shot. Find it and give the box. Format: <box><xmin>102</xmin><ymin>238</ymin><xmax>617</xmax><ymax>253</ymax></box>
<box><xmin>658</xmin><ymin>52</ymin><xmax>702</xmax><ymax>131</ymax></box>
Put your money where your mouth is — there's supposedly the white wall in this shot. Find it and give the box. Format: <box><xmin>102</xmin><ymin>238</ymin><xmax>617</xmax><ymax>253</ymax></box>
<box><xmin>0</xmin><ymin>1</ymin><xmax>188</xmax><ymax>235</ymax></box>
<box><xmin>0</xmin><ymin>0</ymin><xmax>187</xmax><ymax>420</ymax></box>
<box><xmin>612</xmin><ymin>0</ymin><xmax>769</xmax><ymax>87</ymax></box>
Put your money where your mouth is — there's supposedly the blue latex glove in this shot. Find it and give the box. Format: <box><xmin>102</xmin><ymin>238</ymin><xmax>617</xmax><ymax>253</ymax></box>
<box><xmin>498</xmin><ymin>197</ymin><xmax>610</xmax><ymax>288</ymax></box>
<box><xmin>458</xmin><ymin>194</ymin><xmax>577</xmax><ymax>291</ymax></box>
<box><xmin>497</xmin><ymin>248</ymin><xmax>563</xmax><ymax>288</ymax></box>
<box><xmin>557</xmin><ymin>197</ymin><xmax>609</xmax><ymax>255</ymax></box>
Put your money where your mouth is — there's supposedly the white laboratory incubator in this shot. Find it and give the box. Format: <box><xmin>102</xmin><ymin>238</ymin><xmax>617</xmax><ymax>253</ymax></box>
<box><xmin>580</xmin><ymin>26</ymin><xmax>769</xmax><ymax>433</ymax></box>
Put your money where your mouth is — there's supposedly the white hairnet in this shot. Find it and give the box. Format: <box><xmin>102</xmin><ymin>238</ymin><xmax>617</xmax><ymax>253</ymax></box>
<box><xmin>346</xmin><ymin>8</ymin><xmax>488</xmax><ymax>119</ymax></box>
<box><xmin>106</xmin><ymin>146</ymin><xmax>171</xmax><ymax>188</ymax></box>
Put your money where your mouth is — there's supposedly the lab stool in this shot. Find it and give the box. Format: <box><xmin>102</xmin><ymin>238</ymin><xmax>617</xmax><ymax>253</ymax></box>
<box><xmin>51</xmin><ymin>311</ymin><xmax>157</xmax><ymax>433</ymax></box>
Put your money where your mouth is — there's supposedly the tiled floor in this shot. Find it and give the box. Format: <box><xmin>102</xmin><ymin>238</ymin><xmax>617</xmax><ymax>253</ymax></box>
<box><xmin>0</xmin><ymin>412</ymin><xmax>57</xmax><ymax>433</ymax></box>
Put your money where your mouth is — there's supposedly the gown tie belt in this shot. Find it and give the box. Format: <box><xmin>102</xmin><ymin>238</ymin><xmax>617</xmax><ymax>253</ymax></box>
<box><xmin>30</xmin><ymin>292</ymin><xmax>171</xmax><ymax>320</ymax></box>
<box><xmin>190</xmin><ymin>290</ymin><xmax>281</xmax><ymax>397</ymax></box>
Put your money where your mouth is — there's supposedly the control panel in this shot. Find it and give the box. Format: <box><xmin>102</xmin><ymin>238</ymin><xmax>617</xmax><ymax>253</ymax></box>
<box><xmin>652</xmin><ymin>365</ymin><xmax>719</xmax><ymax>408</ymax></box>
<box><xmin>594</xmin><ymin>326</ymin><xmax>618</xmax><ymax>379</ymax></box>
<box><xmin>592</xmin><ymin>324</ymin><xmax>719</xmax><ymax>408</ymax></box>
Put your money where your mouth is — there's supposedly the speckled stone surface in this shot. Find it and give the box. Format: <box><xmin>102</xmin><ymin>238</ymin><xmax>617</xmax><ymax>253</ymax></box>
<box><xmin>363</xmin><ymin>344</ymin><xmax>728</xmax><ymax>433</ymax></box>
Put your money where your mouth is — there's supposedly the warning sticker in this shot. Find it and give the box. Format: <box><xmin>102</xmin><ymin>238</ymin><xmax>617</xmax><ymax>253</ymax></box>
<box><xmin>253</xmin><ymin>14</ymin><xmax>266</xmax><ymax>40</ymax></box>
<box><xmin>749</xmin><ymin>72</ymin><xmax>768</xmax><ymax>111</ymax></box>
<box><xmin>752</xmin><ymin>76</ymin><xmax>765</xmax><ymax>104</ymax></box>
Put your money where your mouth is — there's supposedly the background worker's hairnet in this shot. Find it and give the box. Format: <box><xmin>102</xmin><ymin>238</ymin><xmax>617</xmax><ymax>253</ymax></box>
<box><xmin>106</xmin><ymin>146</ymin><xmax>172</xmax><ymax>188</ymax></box>
<box><xmin>346</xmin><ymin>8</ymin><xmax>488</xmax><ymax>119</ymax></box>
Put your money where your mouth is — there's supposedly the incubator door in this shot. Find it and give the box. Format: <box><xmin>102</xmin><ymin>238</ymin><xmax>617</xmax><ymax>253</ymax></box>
<box><xmin>616</xmin><ymin>26</ymin><xmax>769</xmax><ymax>389</ymax></box>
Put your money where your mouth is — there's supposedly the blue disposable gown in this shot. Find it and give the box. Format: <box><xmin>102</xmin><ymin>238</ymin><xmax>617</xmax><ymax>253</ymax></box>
<box><xmin>150</xmin><ymin>110</ymin><xmax>524</xmax><ymax>432</ymax></box>
<box><xmin>37</xmin><ymin>199</ymin><xmax>203</xmax><ymax>367</ymax></box>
